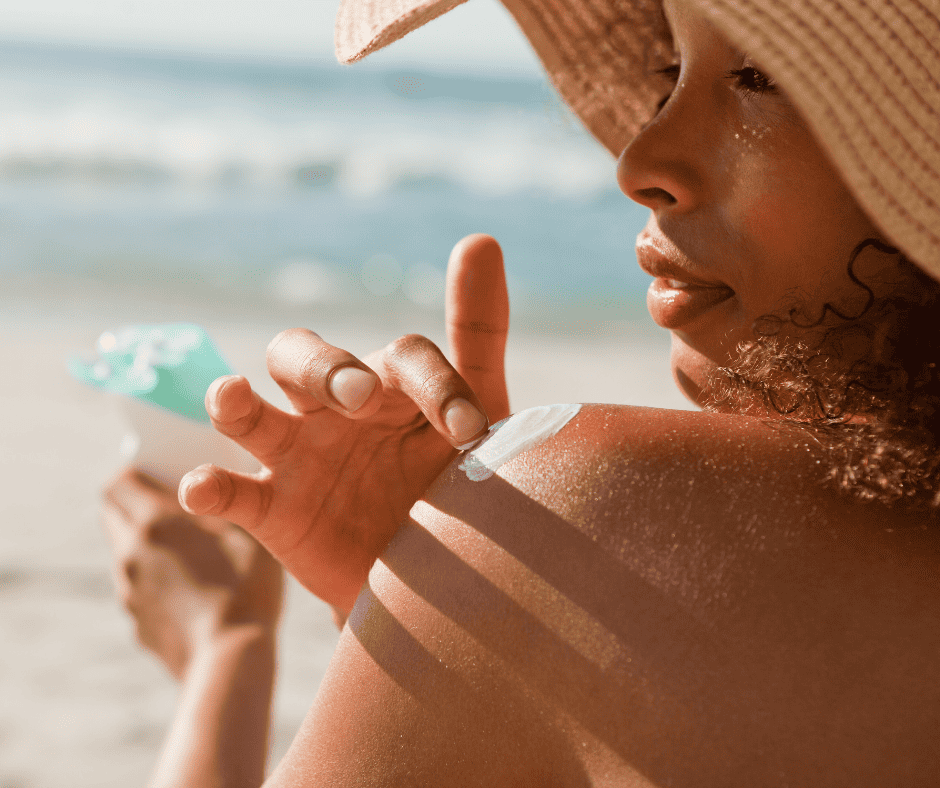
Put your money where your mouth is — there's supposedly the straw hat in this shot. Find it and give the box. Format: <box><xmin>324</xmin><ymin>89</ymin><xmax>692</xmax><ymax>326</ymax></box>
<box><xmin>335</xmin><ymin>0</ymin><xmax>940</xmax><ymax>280</ymax></box>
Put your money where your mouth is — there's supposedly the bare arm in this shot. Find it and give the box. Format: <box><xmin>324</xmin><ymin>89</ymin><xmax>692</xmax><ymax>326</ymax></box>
<box><xmin>149</xmin><ymin>625</ymin><xmax>276</xmax><ymax>788</ymax></box>
<box><xmin>103</xmin><ymin>470</ymin><xmax>283</xmax><ymax>788</ymax></box>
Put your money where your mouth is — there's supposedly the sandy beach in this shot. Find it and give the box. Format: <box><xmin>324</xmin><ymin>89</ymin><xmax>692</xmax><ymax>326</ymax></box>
<box><xmin>0</xmin><ymin>282</ymin><xmax>690</xmax><ymax>786</ymax></box>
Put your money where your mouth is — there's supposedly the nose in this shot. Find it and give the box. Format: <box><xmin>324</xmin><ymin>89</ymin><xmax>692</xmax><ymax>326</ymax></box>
<box><xmin>617</xmin><ymin>93</ymin><xmax>705</xmax><ymax>214</ymax></box>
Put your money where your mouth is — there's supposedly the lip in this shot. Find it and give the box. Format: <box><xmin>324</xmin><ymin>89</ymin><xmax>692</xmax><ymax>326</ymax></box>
<box><xmin>636</xmin><ymin>236</ymin><xmax>735</xmax><ymax>329</ymax></box>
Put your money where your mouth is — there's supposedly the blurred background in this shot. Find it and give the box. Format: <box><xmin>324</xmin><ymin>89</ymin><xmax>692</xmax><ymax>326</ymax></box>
<box><xmin>1</xmin><ymin>0</ymin><xmax>659</xmax><ymax>330</ymax></box>
<box><xmin>0</xmin><ymin>1</ymin><xmax>687</xmax><ymax>784</ymax></box>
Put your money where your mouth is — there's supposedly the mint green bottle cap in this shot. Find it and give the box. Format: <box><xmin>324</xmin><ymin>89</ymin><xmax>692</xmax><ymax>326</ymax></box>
<box><xmin>68</xmin><ymin>323</ymin><xmax>233</xmax><ymax>424</ymax></box>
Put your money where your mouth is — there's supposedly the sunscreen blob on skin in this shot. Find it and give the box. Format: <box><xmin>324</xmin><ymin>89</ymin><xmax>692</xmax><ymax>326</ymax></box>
<box><xmin>458</xmin><ymin>403</ymin><xmax>582</xmax><ymax>482</ymax></box>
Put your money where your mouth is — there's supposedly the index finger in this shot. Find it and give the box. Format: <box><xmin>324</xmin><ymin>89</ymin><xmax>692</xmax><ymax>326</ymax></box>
<box><xmin>446</xmin><ymin>234</ymin><xmax>511</xmax><ymax>423</ymax></box>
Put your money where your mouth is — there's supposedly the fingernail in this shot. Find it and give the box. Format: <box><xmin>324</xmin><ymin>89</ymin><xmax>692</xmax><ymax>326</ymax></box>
<box><xmin>330</xmin><ymin>366</ymin><xmax>377</xmax><ymax>413</ymax></box>
<box><xmin>444</xmin><ymin>398</ymin><xmax>487</xmax><ymax>446</ymax></box>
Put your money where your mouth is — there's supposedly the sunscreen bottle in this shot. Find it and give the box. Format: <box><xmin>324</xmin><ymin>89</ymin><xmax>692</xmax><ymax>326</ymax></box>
<box><xmin>70</xmin><ymin>323</ymin><xmax>259</xmax><ymax>488</ymax></box>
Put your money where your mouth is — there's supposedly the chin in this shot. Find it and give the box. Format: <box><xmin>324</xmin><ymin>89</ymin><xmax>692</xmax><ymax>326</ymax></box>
<box><xmin>669</xmin><ymin>335</ymin><xmax>724</xmax><ymax>410</ymax></box>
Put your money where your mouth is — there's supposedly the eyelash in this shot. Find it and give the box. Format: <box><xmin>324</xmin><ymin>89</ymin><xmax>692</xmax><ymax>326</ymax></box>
<box><xmin>654</xmin><ymin>64</ymin><xmax>778</xmax><ymax>111</ymax></box>
<box><xmin>726</xmin><ymin>66</ymin><xmax>778</xmax><ymax>96</ymax></box>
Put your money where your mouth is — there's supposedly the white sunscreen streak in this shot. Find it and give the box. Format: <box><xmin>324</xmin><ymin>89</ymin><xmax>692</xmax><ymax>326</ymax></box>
<box><xmin>457</xmin><ymin>403</ymin><xmax>581</xmax><ymax>482</ymax></box>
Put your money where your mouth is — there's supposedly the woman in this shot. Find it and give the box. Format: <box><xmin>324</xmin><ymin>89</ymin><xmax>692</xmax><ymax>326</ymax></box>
<box><xmin>108</xmin><ymin>0</ymin><xmax>940</xmax><ymax>783</ymax></box>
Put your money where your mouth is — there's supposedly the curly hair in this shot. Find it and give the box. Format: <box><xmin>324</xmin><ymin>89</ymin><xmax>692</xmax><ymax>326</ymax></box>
<box><xmin>707</xmin><ymin>239</ymin><xmax>940</xmax><ymax>510</ymax></box>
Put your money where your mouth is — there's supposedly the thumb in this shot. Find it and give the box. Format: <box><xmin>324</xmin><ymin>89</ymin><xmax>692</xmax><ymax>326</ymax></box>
<box><xmin>446</xmin><ymin>234</ymin><xmax>510</xmax><ymax>423</ymax></box>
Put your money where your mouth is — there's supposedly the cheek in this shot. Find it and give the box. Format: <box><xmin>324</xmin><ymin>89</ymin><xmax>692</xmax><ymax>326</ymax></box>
<box><xmin>740</xmin><ymin>194</ymin><xmax>824</xmax><ymax>317</ymax></box>
<box><xmin>733</xmin><ymin>136</ymin><xmax>878</xmax><ymax>308</ymax></box>
<box><xmin>734</xmin><ymin>155</ymin><xmax>820</xmax><ymax>296</ymax></box>
<box><xmin>744</xmin><ymin>184</ymin><xmax>803</xmax><ymax>252</ymax></box>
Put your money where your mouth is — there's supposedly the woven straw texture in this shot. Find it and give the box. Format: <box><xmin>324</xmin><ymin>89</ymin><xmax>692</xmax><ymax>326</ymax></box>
<box><xmin>335</xmin><ymin>0</ymin><xmax>940</xmax><ymax>279</ymax></box>
<box><xmin>336</xmin><ymin>0</ymin><xmax>469</xmax><ymax>62</ymax></box>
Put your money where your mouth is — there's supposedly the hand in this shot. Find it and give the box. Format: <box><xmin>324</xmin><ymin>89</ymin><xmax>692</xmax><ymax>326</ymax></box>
<box><xmin>103</xmin><ymin>469</ymin><xmax>283</xmax><ymax>680</ymax></box>
<box><xmin>178</xmin><ymin>234</ymin><xmax>510</xmax><ymax>615</ymax></box>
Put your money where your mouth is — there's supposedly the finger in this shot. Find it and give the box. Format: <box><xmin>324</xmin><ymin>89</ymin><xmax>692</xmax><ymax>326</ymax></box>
<box><xmin>372</xmin><ymin>333</ymin><xmax>490</xmax><ymax>449</ymax></box>
<box><xmin>446</xmin><ymin>234</ymin><xmax>511</xmax><ymax>422</ymax></box>
<box><xmin>100</xmin><ymin>493</ymin><xmax>139</xmax><ymax>557</ymax></box>
<box><xmin>102</xmin><ymin>468</ymin><xmax>172</xmax><ymax>530</ymax></box>
<box><xmin>266</xmin><ymin>328</ymin><xmax>383</xmax><ymax>418</ymax></box>
<box><xmin>101</xmin><ymin>513</ymin><xmax>145</xmax><ymax>610</ymax></box>
<box><xmin>205</xmin><ymin>374</ymin><xmax>306</xmax><ymax>468</ymax></box>
<box><xmin>102</xmin><ymin>470</ymin><xmax>177</xmax><ymax>588</ymax></box>
<box><xmin>178</xmin><ymin>464</ymin><xmax>279</xmax><ymax>547</ymax></box>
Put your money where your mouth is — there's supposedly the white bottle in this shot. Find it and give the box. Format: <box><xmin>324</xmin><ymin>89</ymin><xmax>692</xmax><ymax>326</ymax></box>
<box><xmin>118</xmin><ymin>395</ymin><xmax>259</xmax><ymax>488</ymax></box>
<box><xmin>70</xmin><ymin>323</ymin><xmax>260</xmax><ymax>489</ymax></box>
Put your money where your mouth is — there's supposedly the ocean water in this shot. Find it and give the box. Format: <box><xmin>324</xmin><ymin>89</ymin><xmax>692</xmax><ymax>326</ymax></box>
<box><xmin>0</xmin><ymin>40</ymin><xmax>654</xmax><ymax>330</ymax></box>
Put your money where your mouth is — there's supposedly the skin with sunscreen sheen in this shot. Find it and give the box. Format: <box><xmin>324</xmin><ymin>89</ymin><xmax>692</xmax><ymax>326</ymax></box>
<box><xmin>458</xmin><ymin>404</ymin><xmax>582</xmax><ymax>481</ymax></box>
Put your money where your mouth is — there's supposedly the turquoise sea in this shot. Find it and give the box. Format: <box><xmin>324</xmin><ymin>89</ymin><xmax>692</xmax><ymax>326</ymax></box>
<box><xmin>0</xmin><ymin>40</ymin><xmax>654</xmax><ymax>331</ymax></box>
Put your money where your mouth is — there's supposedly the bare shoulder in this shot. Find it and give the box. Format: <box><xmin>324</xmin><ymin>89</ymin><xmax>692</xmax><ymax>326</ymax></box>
<box><xmin>413</xmin><ymin>402</ymin><xmax>933</xmax><ymax>598</ymax></box>
<box><xmin>274</xmin><ymin>404</ymin><xmax>940</xmax><ymax>787</ymax></box>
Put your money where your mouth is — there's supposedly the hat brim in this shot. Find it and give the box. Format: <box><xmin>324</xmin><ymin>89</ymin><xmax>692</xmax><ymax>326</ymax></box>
<box><xmin>336</xmin><ymin>0</ymin><xmax>673</xmax><ymax>155</ymax></box>
<box><xmin>336</xmin><ymin>0</ymin><xmax>471</xmax><ymax>65</ymax></box>
<box><xmin>335</xmin><ymin>0</ymin><xmax>940</xmax><ymax>281</ymax></box>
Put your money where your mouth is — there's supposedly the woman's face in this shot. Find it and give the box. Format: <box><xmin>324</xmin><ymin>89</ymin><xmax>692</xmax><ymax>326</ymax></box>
<box><xmin>618</xmin><ymin>0</ymin><xmax>899</xmax><ymax>406</ymax></box>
